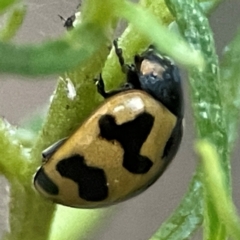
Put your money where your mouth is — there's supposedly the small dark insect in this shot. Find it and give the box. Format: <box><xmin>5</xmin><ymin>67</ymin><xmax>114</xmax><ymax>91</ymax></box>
<box><xmin>58</xmin><ymin>14</ymin><xmax>76</xmax><ymax>30</ymax></box>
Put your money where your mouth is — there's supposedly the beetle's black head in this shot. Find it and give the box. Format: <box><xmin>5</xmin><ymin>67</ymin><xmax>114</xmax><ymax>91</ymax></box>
<box><xmin>96</xmin><ymin>42</ymin><xmax>183</xmax><ymax>118</ymax></box>
<box><xmin>135</xmin><ymin>48</ymin><xmax>183</xmax><ymax>118</ymax></box>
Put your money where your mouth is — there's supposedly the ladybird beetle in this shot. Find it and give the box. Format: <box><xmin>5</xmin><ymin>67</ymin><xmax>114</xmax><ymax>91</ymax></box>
<box><xmin>34</xmin><ymin>40</ymin><xmax>183</xmax><ymax>208</ymax></box>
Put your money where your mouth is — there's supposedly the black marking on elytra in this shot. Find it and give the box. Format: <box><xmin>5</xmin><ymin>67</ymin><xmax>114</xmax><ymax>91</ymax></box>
<box><xmin>34</xmin><ymin>168</ymin><xmax>59</xmax><ymax>195</ymax></box>
<box><xmin>162</xmin><ymin>118</ymin><xmax>183</xmax><ymax>161</ymax></box>
<box><xmin>56</xmin><ymin>155</ymin><xmax>108</xmax><ymax>201</ymax></box>
<box><xmin>99</xmin><ymin>112</ymin><xmax>154</xmax><ymax>174</ymax></box>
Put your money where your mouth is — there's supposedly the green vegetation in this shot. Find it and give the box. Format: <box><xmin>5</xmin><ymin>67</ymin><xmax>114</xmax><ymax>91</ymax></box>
<box><xmin>0</xmin><ymin>0</ymin><xmax>240</xmax><ymax>239</ymax></box>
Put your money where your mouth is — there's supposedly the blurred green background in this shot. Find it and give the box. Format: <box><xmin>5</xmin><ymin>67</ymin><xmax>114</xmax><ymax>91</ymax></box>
<box><xmin>1</xmin><ymin>1</ymin><xmax>240</xmax><ymax>239</ymax></box>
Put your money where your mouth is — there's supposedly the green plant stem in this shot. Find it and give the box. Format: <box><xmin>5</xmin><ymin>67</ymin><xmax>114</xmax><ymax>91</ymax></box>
<box><xmin>49</xmin><ymin>206</ymin><xmax>111</xmax><ymax>240</ymax></box>
<box><xmin>0</xmin><ymin>120</ymin><xmax>27</xmax><ymax>180</ymax></box>
<box><xmin>0</xmin><ymin>119</ymin><xmax>55</xmax><ymax>240</ymax></box>
<box><xmin>5</xmin><ymin>180</ymin><xmax>55</xmax><ymax>240</ymax></box>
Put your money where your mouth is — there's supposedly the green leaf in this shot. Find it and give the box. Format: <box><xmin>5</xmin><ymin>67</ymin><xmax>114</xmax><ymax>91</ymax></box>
<box><xmin>149</xmin><ymin>172</ymin><xmax>203</xmax><ymax>240</ymax></box>
<box><xmin>0</xmin><ymin>5</ymin><xmax>26</xmax><ymax>41</ymax></box>
<box><xmin>220</xmin><ymin>28</ymin><xmax>240</xmax><ymax>148</ymax></box>
<box><xmin>116</xmin><ymin>1</ymin><xmax>204</xmax><ymax>69</ymax></box>
<box><xmin>0</xmin><ymin>0</ymin><xmax>17</xmax><ymax>12</ymax></box>
<box><xmin>0</xmin><ymin>23</ymin><xmax>107</xmax><ymax>75</ymax></box>
<box><xmin>49</xmin><ymin>207</ymin><xmax>109</xmax><ymax>240</ymax></box>
<box><xmin>196</xmin><ymin>140</ymin><xmax>240</xmax><ymax>240</ymax></box>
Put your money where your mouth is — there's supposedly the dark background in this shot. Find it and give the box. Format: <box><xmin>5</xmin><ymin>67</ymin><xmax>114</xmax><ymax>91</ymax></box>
<box><xmin>0</xmin><ymin>1</ymin><xmax>240</xmax><ymax>239</ymax></box>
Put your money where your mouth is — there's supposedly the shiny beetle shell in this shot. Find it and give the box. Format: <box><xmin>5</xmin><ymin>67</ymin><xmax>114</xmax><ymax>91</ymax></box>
<box><xmin>34</xmin><ymin>39</ymin><xmax>184</xmax><ymax>208</ymax></box>
<box><xmin>34</xmin><ymin>90</ymin><xmax>178</xmax><ymax>208</ymax></box>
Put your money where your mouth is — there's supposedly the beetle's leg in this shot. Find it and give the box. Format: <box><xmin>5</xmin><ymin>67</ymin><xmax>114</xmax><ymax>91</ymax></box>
<box><xmin>113</xmin><ymin>39</ymin><xmax>135</xmax><ymax>75</ymax></box>
<box><xmin>125</xmin><ymin>64</ymin><xmax>141</xmax><ymax>89</ymax></box>
<box><xmin>42</xmin><ymin>137</ymin><xmax>68</xmax><ymax>162</ymax></box>
<box><xmin>96</xmin><ymin>39</ymin><xmax>142</xmax><ymax>99</ymax></box>
<box><xmin>134</xmin><ymin>54</ymin><xmax>144</xmax><ymax>72</ymax></box>
<box><xmin>113</xmin><ymin>39</ymin><xmax>141</xmax><ymax>89</ymax></box>
<box><xmin>95</xmin><ymin>74</ymin><xmax>119</xmax><ymax>98</ymax></box>
<box><xmin>96</xmin><ymin>74</ymin><xmax>135</xmax><ymax>99</ymax></box>
<box><xmin>96</xmin><ymin>74</ymin><xmax>109</xmax><ymax>98</ymax></box>
<box><xmin>113</xmin><ymin>39</ymin><xmax>126</xmax><ymax>72</ymax></box>
<box><xmin>113</xmin><ymin>39</ymin><xmax>140</xmax><ymax>75</ymax></box>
